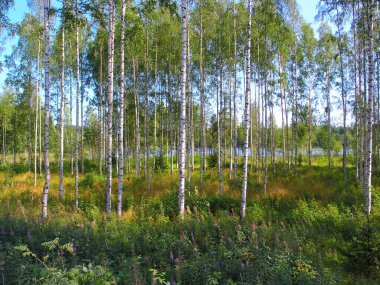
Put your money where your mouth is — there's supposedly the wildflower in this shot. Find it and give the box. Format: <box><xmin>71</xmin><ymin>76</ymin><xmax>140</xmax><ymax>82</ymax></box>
<box><xmin>175</xmin><ymin>257</ymin><xmax>181</xmax><ymax>265</ymax></box>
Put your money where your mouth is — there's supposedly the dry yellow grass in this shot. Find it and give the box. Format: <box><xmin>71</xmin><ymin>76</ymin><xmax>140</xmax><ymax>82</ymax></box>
<box><xmin>0</xmin><ymin>165</ymin><xmax>339</xmax><ymax>222</ymax></box>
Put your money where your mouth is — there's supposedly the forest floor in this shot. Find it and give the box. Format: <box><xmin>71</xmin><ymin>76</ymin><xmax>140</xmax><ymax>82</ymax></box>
<box><xmin>1</xmin><ymin>156</ymin><xmax>380</xmax><ymax>284</ymax></box>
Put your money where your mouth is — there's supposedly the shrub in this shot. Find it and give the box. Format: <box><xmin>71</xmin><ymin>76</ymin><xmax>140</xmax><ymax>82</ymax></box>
<box><xmin>207</xmin><ymin>152</ymin><xmax>218</xmax><ymax>168</ymax></box>
<box><xmin>155</xmin><ymin>154</ymin><xmax>168</xmax><ymax>173</ymax></box>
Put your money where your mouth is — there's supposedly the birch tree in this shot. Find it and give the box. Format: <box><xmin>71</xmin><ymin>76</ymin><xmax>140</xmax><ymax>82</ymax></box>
<box><xmin>178</xmin><ymin>0</ymin><xmax>187</xmax><ymax>217</ymax></box>
<box><xmin>364</xmin><ymin>0</ymin><xmax>374</xmax><ymax>214</ymax></box>
<box><xmin>75</xmin><ymin>0</ymin><xmax>80</xmax><ymax>209</ymax></box>
<box><xmin>117</xmin><ymin>0</ymin><xmax>126</xmax><ymax>218</ymax></box>
<box><xmin>241</xmin><ymin>0</ymin><xmax>252</xmax><ymax>221</ymax></box>
<box><xmin>106</xmin><ymin>0</ymin><xmax>115</xmax><ymax>214</ymax></box>
<box><xmin>58</xmin><ymin>1</ymin><xmax>65</xmax><ymax>200</ymax></box>
<box><xmin>41</xmin><ymin>0</ymin><xmax>51</xmax><ymax>219</ymax></box>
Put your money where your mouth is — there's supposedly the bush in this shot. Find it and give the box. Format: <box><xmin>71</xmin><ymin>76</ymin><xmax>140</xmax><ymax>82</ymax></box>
<box><xmin>207</xmin><ymin>152</ymin><xmax>218</xmax><ymax>168</ymax></box>
<box><xmin>155</xmin><ymin>154</ymin><xmax>168</xmax><ymax>173</ymax></box>
<box><xmin>345</xmin><ymin>218</ymin><xmax>380</xmax><ymax>278</ymax></box>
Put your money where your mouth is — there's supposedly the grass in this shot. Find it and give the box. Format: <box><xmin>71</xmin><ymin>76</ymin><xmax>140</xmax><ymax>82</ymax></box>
<box><xmin>0</xmin><ymin>156</ymin><xmax>380</xmax><ymax>284</ymax></box>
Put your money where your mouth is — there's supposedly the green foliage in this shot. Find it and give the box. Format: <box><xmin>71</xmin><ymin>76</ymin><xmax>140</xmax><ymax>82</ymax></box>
<box><xmin>80</xmin><ymin>173</ymin><xmax>96</xmax><ymax>188</ymax></box>
<box><xmin>155</xmin><ymin>154</ymin><xmax>168</xmax><ymax>173</ymax></box>
<box><xmin>207</xmin><ymin>152</ymin><xmax>218</xmax><ymax>169</ymax></box>
<box><xmin>1</xmin><ymin>163</ymin><xmax>380</xmax><ymax>284</ymax></box>
<box><xmin>345</xmin><ymin>219</ymin><xmax>380</xmax><ymax>278</ymax></box>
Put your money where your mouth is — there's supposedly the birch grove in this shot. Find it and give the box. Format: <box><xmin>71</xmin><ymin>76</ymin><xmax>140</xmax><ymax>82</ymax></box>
<box><xmin>0</xmin><ymin>0</ymin><xmax>372</xmax><ymax>219</ymax></box>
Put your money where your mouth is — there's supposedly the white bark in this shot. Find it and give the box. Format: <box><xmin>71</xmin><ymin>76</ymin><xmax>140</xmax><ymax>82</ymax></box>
<box><xmin>59</xmin><ymin>21</ymin><xmax>65</xmax><ymax>200</ymax></box>
<box><xmin>34</xmin><ymin>39</ymin><xmax>41</xmax><ymax>188</ymax></box>
<box><xmin>233</xmin><ymin>4</ymin><xmax>238</xmax><ymax>187</ymax></box>
<box><xmin>144</xmin><ymin>32</ymin><xmax>150</xmax><ymax>190</ymax></box>
<box><xmin>75</xmin><ymin>0</ymin><xmax>80</xmax><ymax>210</ymax></box>
<box><xmin>199</xmin><ymin>4</ymin><xmax>206</xmax><ymax>190</ymax></box>
<box><xmin>106</xmin><ymin>0</ymin><xmax>115</xmax><ymax>214</ymax></box>
<box><xmin>217</xmin><ymin>6</ymin><xmax>223</xmax><ymax>194</ymax></box>
<box><xmin>179</xmin><ymin>0</ymin><xmax>187</xmax><ymax>216</ymax></box>
<box><xmin>133</xmin><ymin>59</ymin><xmax>141</xmax><ymax>176</ymax></box>
<box><xmin>41</xmin><ymin>0</ymin><xmax>51</xmax><ymax>219</ymax></box>
<box><xmin>364</xmin><ymin>0</ymin><xmax>374</xmax><ymax>215</ymax></box>
<box><xmin>241</xmin><ymin>0</ymin><xmax>252</xmax><ymax>220</ymax></box>
<box><xmin>117</xmin><ymin>0</ymin><xmax>126</xmax><ymax>218</ymax></box>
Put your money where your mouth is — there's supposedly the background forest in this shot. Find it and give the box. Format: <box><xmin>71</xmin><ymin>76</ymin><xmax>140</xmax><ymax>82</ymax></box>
<box><xmin>0</xmin><ymin>0</ymin><xmax>380</xmax><ymax>284</ymax></box>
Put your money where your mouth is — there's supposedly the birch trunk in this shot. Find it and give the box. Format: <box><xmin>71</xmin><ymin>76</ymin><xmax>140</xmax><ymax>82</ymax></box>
<box><xmin>353</xmin><ymin>1</ymin><xmax>359</xmax><ymax>183</ymax></box>
<box><xmin>336</xmin><ymin>12</ymin><xmax>347</xmax><ymax>181</ymax></box>
<box><xmin>241</xmin><ymin>0</ymin><xmax>252</xmax><ymax>221</ymax></box>
<box><xmin>153</xmin><ymin>43</ymin><xmax>157</xmax><ymax>173</ymax></box>
<box><xmin>75</xmin><ymin>0</ymin><xmax>80</xmax><ymax>210</ymax></box>
<box><xmin>59</xmin><ymin>21</ymin><xmax>65</xmax><ymax>200</ymax></box>
<box><xmin>34</xmin><ymin>39</ymin><xmax>41</xmax><ymax>187</ymax></box>
<box><xmin>41</xmin><ymin>0</ymin><xmax>51</xmax><ymax>219</ymax></box>
<box><xmin>144</xmin><ymin>32</ymin><xmax>150</xmax><ymax>190</ymax></box>
<box><xmin>133</xmin><ymin>59</ymin><xmax>140</xmax><ymax>176</ymax></box>
<box><xmin>308</xmin><ymin>65</ymin><xmax>312</xmax><ymax>167</ymax></box>
<box><xmin>178</xmin><ymin>0</ymin><xmax>187</xmax><ymax>216</ymax></box>
<box><xmin>199</xmin><ymin>4</ymin><xmax>206</xmax><ymax>190</ymax></box>
<box><xmin>106</xmin><ymin>0</ymin><xmax>115</xmax><ymax>214</ymax></box>
<box><xmin>364</xmin><ymin>0</ymin><xmax>374</xmax><ymax>214</ymax></box>
<box><xmin>327</xmin><ymin>64</ymin><xmax>331</xmax><ymax>168</ymax></box>
<box><xmin>117</xmin><ymin>0</ymin><xmax>126</xmax><ymax>218</ymax></box>
<box><xmin>233</xmin><ymin>6</ymin><xmax>238</xmax><ymax>187</ymax></box>
<box><xmin>186</xmin><ymin>5</ymin><xmax>192</xmax><ymax>191</ymax></box>
<box><xmin>217</xmin><ymin>8</ymin><xmax>223</xmax><ymax>194</ymax></box>
<box><xmin>98</xmin><ymin>45</ymin><xmax>103</xmax><ymax>175</ymax></box>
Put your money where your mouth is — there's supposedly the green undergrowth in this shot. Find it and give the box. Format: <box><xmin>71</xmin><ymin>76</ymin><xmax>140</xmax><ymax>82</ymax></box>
<box><xmin>1</xmin><ymin>161</ymin><xmax>380</xmax><ymax>284</ymax></box>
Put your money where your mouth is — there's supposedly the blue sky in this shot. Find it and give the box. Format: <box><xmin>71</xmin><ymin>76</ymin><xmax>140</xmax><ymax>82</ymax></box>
<box><xmin>298</xmin><ymin>0</ymin><xmax>319</xmax><ymax>27</ymax></box>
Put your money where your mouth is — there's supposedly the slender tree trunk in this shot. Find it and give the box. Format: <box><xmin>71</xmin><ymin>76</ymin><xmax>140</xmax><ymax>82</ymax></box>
<box><xmin>34</xmin><ymin>39</ymin><xmax>41</xmax><ymax>187</ymax></box>
<box><xmin>69</xmin><ymin>66</ymin><xmax>74</xmax><ymax>175</ymax></box>
<box><xmin>250</xmin><ymin>90</ymin><xmax>254</xmax><ymax>172</ymax></box>
<box><xmin>241</xmin><ymin>0</ymin><xmax>252</xmax><ymax>221</ymax></box>
<box><xmin>2</xmin><ymin>120</ymin><xmax>4</xmax><ymax>164</ymax></box>
<box><xmin>99</xmin><ymin>45</ymin><xmax>103</xmax><ymax>175</ymax></box>
<box><xmin>168</xmin><ymin>67</ymin><xmax>173</xmax><ymax>176</ymax></box>
<box><xmin>217</xmin><ymin>9</ymin><xmax>223</xmax><ymax>194</ymax></box>
<box><xmin>178</xmin><ymin>0</ymin><xmax>187</xmax><ymax>216</ymax></box>
<box><xmin>153</xmin><ymin>42</ymin><xmax>158</xmax><ymax>173</ymax></box>
<box><xmin>364</xmin><ymin>0</ymin><xmax>374</xmax><ymax>214</ymax></box>
<box><xmin>41</xmin><ymin>0</ymin><xmax>51</xmax><ymax>219</ymax></box>
<box><xmin>13</xmin><ymin>116</ymin><xmax>16</xmax><ymax>166</ymax></box>
<box><xmin>229</xmin><ymin>63</ymin><xmax>233</xmax><ymax>178</ymax></box>
<box><xmin>336</xmin><ymin>12</ymin><xmax>347</xmax><ymax>181</ymax></box>
<box><xmin>81</xmin><ymin>74</ymin><xmax>84</xmax><ymax>174</ymax></box>
<box><xmin>353</xmin><ymin>1</ymin><xmax>359</xmax><ymax>183</ymax></box>
<box><xmin>39</xmin><ymin>70</ymin><xmax>42</xmax><ymax>175</ymax></box>
<box><xmin>257</xmin><ymin>68</ymin><xmax>261</xmax><ymax>182</ymax></box>
<box><xmin>327</xmin><ymin>64</ymin><xmax>331</xmax><ymax>168</ymax></box>
<box><xmin>270</xmin><ymin>74</ymin><xmax>275</xmax><ymax>171</ymax></box>
<box><xmin>294</xmin><ymin>53</ymin><xmax>299</xmax><ymax>175</ymax></box>
<box><xmin>279</xmin><ymin>54</ymin><xmax>286</xmax><ymax>174</ymax></box>
<box><xmin>233</xmin><ymin>16</ymin><xmax>238</xmax><ymax>187</ymax></box>
<box><xmin>264</xmin><ymin>61</ymin><xmax>268</xmax><ymax>195</ymax></box>
<box><xmin>117</xmin><ymin>0</ymin><xmax>126</xmax><ymax>218</ymax></box>
<box><xmin>106</xmin><ymin>0</ymin><xmax>115</xmax><ymax>214</ymax></box>
<box><xmin>133</xmin><ymin>59</ymin><xmax>140</xmax><ymax>176</ymax></box>
<box><xmin>144</xmin><ymin>32</ymin><xmax>150</xmax><ymax>190</ymax></box>
<box><xmin>186</xmin><ymin>9</ymin><xmax>191</xmax><ymax>192</ymax></box>
<box><xmin>75</xmin><ymin>0</ymin><xmax>81</xmax><ymax>210</ymax></box>
<box><xmin>308</xmin><ymin>65</ymin><xmax>312</xmax><ymax>167</ymax></box>
<box><xmin>361</xmin><ymin>41</ymin><xmax>367</xmax><ymax>186</ymax></box>
<box><xmin>59</xmin><ymin>21</ymin><xmax>65</xmax><ymax>200</ymax></box>
<box><xmin>199</xmin><ymin>4</ymin><xmax>206</xmax><ymax>191</ymax></box>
